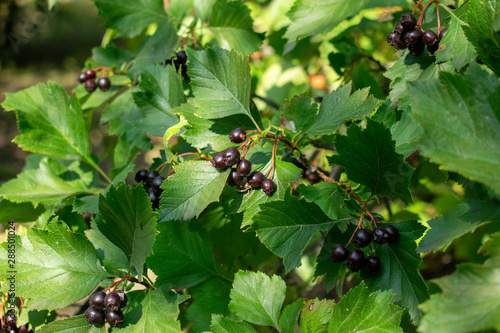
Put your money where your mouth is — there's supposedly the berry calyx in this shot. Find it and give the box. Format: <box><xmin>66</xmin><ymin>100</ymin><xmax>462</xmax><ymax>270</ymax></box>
<box><xmin>248</xmin><ymin>171</ymin><xmax>265</xmax><ymax>187</ymax></box>
<box><xmin>385</xmin><ymin>225</ymin><xmax>400</xmax><ymax>243</ymax></box>
<box><xmin>85</xmin><ymin>79</ymin><xmax>97</xmax><ymax>93</ymax></box>
<box><xmin>228</xmin><ymin>169</ymin><xmax>244</xmax><ymax>186</ymax></box>
<box><xmin>97</xmin><ymin>77</ymin><xmax>111</xmax><ymax>92</ymax></box>
<box><xmin>84</xmin><ymin>307</ymin><xmax>105</xmax><ymax>325</ymax></box>
<box><xmin>229</xmin><ymin>128</ymin><xmax>246</xmax><ymax>143</ymax></box>
<box><xmin>105</xmin><ymin>309</ymin><xmax>124</xmax><ymax>327</ymax></box>
<box><xmin>84</xmin><ymin>69</ymin><xmax>96</xmax><ymax>79</ymax></box>
<box><xmin>439</xmin><ymin>28</ymin><xmax>448</xmax><ymax>40</ymax></box>
<box><xmin>404</xmin><ymin>29</ymin><xmax>422</xmax><ymax>44</ymax></box>
<box><xmin>135</xmin><ymin>169</ymin><xmax>148</xmax><ymax>183</ymax></box>
<box><xmin>353</xmin><ymin>229</ymin><xmax>372</xmax><ymax>248</ymax></box>
<box><xmin>422</xmin><ymin>30</ymin><xmax>439</xmax><ymax>46</ymax></box>
<box><xmin>261</xmin><ymin>178</ymin><xmax>275</xmax><ymax>196</ymax></box>
<box><xmin>222</xmin><ymin>147</ymin><xmax>240</xmax><ymax>166</ymax></box>
<box><xmin>116</xmin><ymin>289</ymin><xmax>128</xmax><ymax>308</ymax></box>
<box><xmin>104</xmin><ymin>291</ymin><xmax>121</xmax><ymax>311</ymax></box>
<box><xmin>399</xmin><ymin>13</ymin><xmax>417</xmax><ymax>30</ymax></box>
<box><xmin>347</xmin><ymin>249</ymin><xmax>365</xmax><ymax>271</ymax></box>
<box><xmin>212</xmin><ymin>152</ymin><xmax>226</xmax><ymax>170</ymax></box>
<box><xmin>366</xmin><ymin>256</ymin><xmax>381</xmax><ymax>274</ymax></box>
<box><xmin>373</xmin><ymin>227</ymin><xmax>389</xmax><ymax>244</ymax></box>
<box><xmin>330</xmin><ymin>244</ymin><xmax>349</xmax><ymax>263</ymax></box>
<box><xmin>78</xmin><ymin>72</ymin><xmax>87</xmax><ymax>83</ymax></box>
<box><xmin>236</xmin><ymin>159</ymin><xmax>252</xmax><ymax>176</ymax></box>
<box><xmin>89</xmin><ymin>291</ymin><xmax>106</xmax><ymax>309</ymax></box>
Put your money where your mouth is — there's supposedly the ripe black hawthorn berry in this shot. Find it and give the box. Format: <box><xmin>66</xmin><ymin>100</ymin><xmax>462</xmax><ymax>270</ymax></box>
<box><xmin>19</xmin><ymin>324</ymin><xmax>30</xmax><ymax>333</ymax></box>
<box><xmin>304</xmin><ymin>170</ymin><xmax>320</xmax><ymax>184</ymax></box>
<box><xmin>89</xmin><ymin>291</ymin><xmax>106</xmax><ymax>309</ymax></box>
<box><xmin>148</xmin><ymin>190</ymin><xmax>160</xmax><ymax>209</ymax></box>
<box><xmin>404</xmin><ymin>29</ymin><xmax>422</xmax><ymax>44</ymax></box>
<box><xmin>439</xmin><ymin>28</ymin><xmax>447</xmax><ymax>40</ymax></box>
<box><xmin>85</xmin><ymin>307</ymin><xmax>105</xmax><ymax>325</ymax></box>
<box><xmin>152</xmin><ymin>176</ymin><xmax>164</xmax><ymax>189</ymax></box>
<box><xmin>385</xmin><ymin>225</ymin><xmax>400</xmax><ymax>243</ymax></box>
<box><xmin>236</xmin><ymin>159</ymin><xmax>252</xmax><ymax>176</ymax></box>
<box><xmin>314</xmin><ymin>97</ymin><xmax>323</xmax><ymax>103</ymax></box>
<box><xmin>222</xmin><ymin>147</ymin><xmax>240</xmax><ymax>166</ymax></box>
<box><xmin>85</xmin><ymin>69</ymin><xmax>96</xmax><ymax>79</ymax></box>
<box><xmin>78</xmin><ymin>72</ymin><xmax>87</xmax><ymax>83</ymax></box>
<box><xmin>422</xmin><ymin>30</ymin><xmax>439</xmax><ymax>46</ymax></box>
<box><xmin>347</xmin><ymin>249</ymin><xmax>365</xmax><ymax>272</ymax></box>
<box><xmin>248</xmin><ymin>171</ymin><xmax>265</xmax><ymax>187</ymax></box>
<box><xmin>353</xmin><ymin>229</ymin><xmax>372</xmax><ymax>248</ymax></box>
<box><xmin>104</xmin><ymin>291</ymin><xmax>121</xmax><ymax>311</ymax></box>
<box><xmin>97</xmin><ymin>77</ymin><xmax>111</xmax><ymax>92</ymax></box>
<box><xmin>228</xmin><ymin>169</ymin><xmax>244</xmax><ymax>186</ymax></box>
<box><xmin>330</xmin><ymin>244</ymin><xmax>349</xmax><ymax>263</ymax></box>
<box><xmin>85</xmin><ymin>79</ymin><xmax>97</xmax><ymax>93</ymax></box>
<box><xmin>261</xmin><ymin>178</ymin><xmax>275</xmax><ymax>195</ymax></box>
<box><xmin>400</xmin><ymin>13</ymin><xmax>417</xmax><ymax>30</ymax></box>
<box><xmin>373</xmin><ymin>227</ymin><xmax>389</xmax><ymax>244</ymax></box>
<box><xmin>409</xmin><ymin>41</ymin><xmax>425</xmax><ymax>56</ymax></box>
<box><xmin>135</xmin><ymin>169</ymin><xmax>148</xmax><ymax>183</ymax></box>
<box><xmin>116</xmin><ymin>290</ymin><xmax>128</xmax><ymax>309</ymax></box>
<box><xmin>105</xmin><ymin>309</ymin><xmax>124</xmax><ymax>327</ymax></box>
<box><xmin>212</xmin><ymin>152</ymin><xmax>226</xmax><ymax>170</ymax></box>
<box><xmin>394</xmin><ymin>21</ymin><xmax>405</xmax><ymax>34</ymax></box>
<box><xmin>428</xmin><ymin>43</ymin><xmax>440</xmax><ymax>55</ymax></box>
<box><xmin>229</xmin><ymin>128</ymin><xmax>246</xmax><ymax>143</ymax></box>
<box><xmin>366</xmin><ymin>256</ymin><xmax>381</xmax><ymax>274</ymax></box>
<box><xmin>387</xmin><ymin>31</ymin><xmax>407</xmax><ymax>50</ymax></box>
<box><xmin>177</xmin><ymin>50</ymin><xmax>188</xmax><ymax>64</ymax></box>
<box><xmin>147</xmin><ymin>170</ymin><xmax>159</xmax><ymax>183</ymax></box>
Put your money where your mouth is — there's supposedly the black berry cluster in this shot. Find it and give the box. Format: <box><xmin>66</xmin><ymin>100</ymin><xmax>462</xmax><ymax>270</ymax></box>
<box><xmin>387</xmin><ymin>13</ymin><xmax>447</xmax><ymax>56</ymax></box>
<box><xmin>85</xmin><ymin>290</ymin><xmax>127</xmax><ymax>327</ymax></box>
<box><xmin>0</xmin><ymin>312</ymin><xmax>32</xmax><ymax>333</ymax></box>
<box><xmin>330</xmin><ymin>225</ymin><xmax>399</xmax><ymax>274</ymax></box>
<box><xmin>212</xmin><ymin>128</ymin><xmax>276</xmax><ymax>196</ymax></box>
<box><xmin>135</xmin><ymin>169</ymin><xmax>164</xmax><ymax>209</ymax></box>
<box><xmin>78</xmin><ymin>69</ymin><xmax>111</xmax><ymax>93</ymax></box>
<box><xmin>164</xmin><ymin>50</ymin><xmax>188</xmax><ymax>79</ymax></box>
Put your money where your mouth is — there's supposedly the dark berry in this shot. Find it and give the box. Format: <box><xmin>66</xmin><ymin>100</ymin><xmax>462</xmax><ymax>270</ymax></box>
<box><xmin>135</xmin><ymin>169</ymin><xmax>148</xmax><ymax>183</ymax></box>
<box><xmin>177</xmin><ymin>50</ymin><xmax>187</xmax><ymax>64</ymax></box>
<box><xmin>314</xmin><ymin>97</ymin><xmax>323</xmax><ymax>103</ymax></box>
<box><xmin>116</xmin><ymin>290</ymin><xmax>128</xmax><ymax>309</ymax></box>
<box><xmin>366</xmin><ymin>256</ymin><xmax>381</xmax><ymax>274</ymax></box>
<box><xmin>85</xmin><ymin>307</ymin><xmax>105</xmax><ymax>325</ymax></box>
<box><xmin>212</xmin><ymin>152</ymin><xmax>226</xmax><ymax>170</ymax></box>
<box><xmin>248</xmin><ymin>171</ymin><xmax>265</xmax><ymax>187</ymax></box>
<box><xmin>78</xmin><ymin>72</ymin><xmax>87</xmax><ymax>83</ymax></box>
<box><xmin>105</xmin><ymin>309</ymin><xmax>124</xmax><ymax>327</ymax></box>
<box><xmin>147</xmin><ymin>170</ymin><xmax>159</xmax><ymax>183</ymax></box>
<box><xmin>152</xmin><ymin>176</ymin><xmax>164</xmax><ymax>189</ymax></box>
<box><xmin>5</xmin><ymin>313</ymin><xmax>16</xmax><ymax>327</ymax></box>
<box><xmin>228</xmin><ymin>168</ymin><xmax>244</xmax><ymax>186</ymax></box>
<box><xmin>353</xmin><ymin>229</ymin><xmax>372</xmax><ymax>248</ymax></box>
<box><xmin>385</xmin><ymin>225</ymin><xmax>400</xmax><ymax>243</ymax></box>
<box><xmin>85</xmin><ymin>79</ymin><xmax>97</xmax><ymax>93</ymax></box>
<box><xmin>400</xmin><ymin>13</ymin><xmax>417</xmax><ymax>30</ymax></box>
<box><xmin>261</xmin><ymin>178</ymin><xmax>275</xmax><ymax>195</ymax></box>
<box><xmin>85</xmin><ymin>69</ymin><xmax>96</xmax><ymax>79</ymax></box>
<box><xmin>404</xmin><ymin>28</ymin><xmax>422</xmax><ymax>44</ymax></box>
<box><xmin>346</xmin><ymin>249</ymin><xmax>365</xmax><ymax>272</ymax></box>
<box><xmin>409</xmin><ymin>41</ymin><xmax>425</xmax><ymax>56</ymax></box>
<box><xmin>97</xmin><ymin>77</ymin><xmax>111</xmax><ymax>92</ymax></box>
<box><xmin>394</xmin><ymin>21</ymin><xmax>405</xmax><ymax>34</ymax></box>
<box><xmin>222</xmin><ymin>147</ymin><xmax>240</xmax><ymax>166</ymax></box>
<box><xmin>19</xmin><ymin>324</ymin><xmax>30</xmax><ymax>333</ymax></box>
<box><xmin>439</xmin><ymin>28</ymin><xmax>447</xmax><ymax>40</ymax></box>
<box><xmin>229</xmin><ymin>128</ymin><xmax>246</xmax><ymax>143</ymax></box>
<box><xmin>304</xmin><ymin>170</ymin><xmax>320</xmax><ymax>184</ymax></box>
<box><xmin>89</xmin><ymin>291</ymin><xmax>106</xmax><ymax>309</ymax></box>
<box><xmin>148</xmin><ymin>190</ymin><xmax>160</xmax><ymax>209</ymax></box>
<box><xmin>373</xmin><ymin>227</ymin><xmax>389</xmax><ymax>244</ymax></box>
<box><xmin>428</xmin><ymin>43</ymin><xmax>440</xmax><ymax>55</ymax></box>
<box><xmin>236</xmin><ymin>159</ymin><xmax>252</xmax><ymax>176</ymax></box>
<box><xmin>422</xmin><ymin>30</ymin><xmax>439</xmax><ymax>46</ymax></box>
<box><xmin>387</xmin><ymin>31</ymin><xmax>408</xmax><ymax>50</ymax></box>
<box><xmin>330</xmin><ymin>244</ymin><xmax>348</xmax><ymax>263</ymax></box>
<box><xmin>104</xmin><ymin>292</ymin><xmax>121</xmax><ymax>311</ymax></box>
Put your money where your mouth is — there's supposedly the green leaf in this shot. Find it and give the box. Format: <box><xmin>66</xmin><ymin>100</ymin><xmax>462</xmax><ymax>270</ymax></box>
<box><xmin>329</xmin><ymin>119</ymin><xmax>414</xmax><ymax>204</ymax></box>
<box><xmin>409</xmin><ymin>63</ymin><xmax>500</xmax><ymax>195</ymax></box>
<box><xmin>390</xmin><ymin>111</ymin><xmax>423</xmax><ymax>158</ymax></box>
<box><xmin>93</xmin><ymin>0</ymin><xmax>167</xmax><ymax>38</ymax></box>
<box><xmin>37</xmin><ymin>314</ymin><xmax>106</xmax><ymax>333</ymax></box>
<box><xmin>0</xmin><ymin>199</ymin><xmax>45</xmax><ymax>223</ymax></box>
<box><xmin>299</xmin><ymin>299</ymin><xmax>334</xmax><ymax>333</ymax></box>
<box><xmin>2</xmin><ymin>81</ymin><xmax>89</xmax><ymax>160</ymax></box>
<box><xmin>128</xmin><ymin>19</ymin><xmax>178</xmax><ymax>77</ymax></box>
<box><xmin>0</xmin><ymin>223</ymin><xmax>108</xmax><ymax>310</ymax></box>
<box><xmin>211</xmin><ymin>314</ymin><xmax>257</xmax><ymax>333</ymax></box>
<box><xmin>328</xmin><ymin>282</ymin><xmax>403</xmax><ymax>333</ymax></box>
<box><xmin>250</xmin><ymin>194</ymin><xmax>337</xmax><ymax>272</ymax></box>
<box><xmin>119</xmin><ymin>285</ymin><xmax>189</xmax><ymax>332</ymax></box>
<box><xmin>297</xmin><ymin>182</ymin><xmax>349</xmax><ymax>221</ymax></box>
<box><xmin>96</xmin><ymin>184</ymin><xmax>158</xmax><ymax>279</ymax></box>
<box><xmin>194</xmin><ymin>0</ymin><xmax>217</xmax><ymax>21</ymax></box>
<box><xmin>209</xmin><ymin>1</ymin><xmax>262</xmax><ymax>55</ymax></box>
<box><xmin>417</xmin><ymin>200</ymin><xmax>500</xmax><ymax>253</ymax></box>
<box><xmin>419</xmin><ymin>262</ymin><xmax>500</xmax><ymax>333</ymax></box>
<box><xmin>0</xmin><ymin>157</ymin><xmax>94</xmax><ymax>206</ymax></box>
<box><xmin>279</xmin><ymin>298</ymin><xmax>305</xmax><ymax>333</ymax></box>
<box><xmin>229</xmin><ymin>270</ymin><xmax>286</xmax><ymax>327</ymax></box>
<box><xmin>147</xmin><ymin>221</ymin><xmax>229</xmax><ymax>288</ymax></box>
<box><xmin>92</xmin><ymin>45</ymin><xmax>132</xmax><ymax>69</ymax></box>
<box><xmin>284</xmin><ymin>0</ymin><xmax>370</xmax><ymax>42</ymax></box>
<box><xmin>187</xmin><ymin>47</ymin><xmax>260</xmax><ymax>129</ymax></box>
<box><xmin>158</xmin><ymin>160</ymin><xmax>230</xmax><ymax>222</ymax></box>
<box><xmin>363</xmin><ymin>220</ymin><xmax>428</xmax><ymax>324</ymax></box>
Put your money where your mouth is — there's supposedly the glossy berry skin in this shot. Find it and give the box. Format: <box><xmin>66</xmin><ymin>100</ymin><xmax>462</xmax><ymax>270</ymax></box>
<box><xmin>236</xmin><ymin>159</ymin><xmax>252</xmax><ymax>176</ymax></box>
<box><xmin>116</xmin><ymin>290</ymin><xmax>128</xmax><ymax>308</ymax></box>
<box><xmin>97</xmin><ymin>77</ymin><xmax>111</xmax><ymax>92</ymax></box>
<box><xmin>85</xmin><ymin>69</ymin><xmax>96</xmax><ymax>79</ymax></box>
<box><xmin>330</xmin><ymin>244</ymin><xmax>348</xmax><ymax>263</ymax></box>
<box><xmin>404</xmin><ymin>29</ymin><xmax>422</xmax><ymax>44</ymax></box>
<box><xmin>394</xmin><ymin>21</ymin><xmax>405</xmax><ymax>34</ymax></box>
<box><xmin>387</xmin><ymin>31</ymin><xmax>407</xmax><ymax>50</ymax></box>
<box><xmin>147</xmin><ymin>170</ymin><xmax>159</xmax><ymax>183</ymax></box>
<box><xmin>261</xmin><ymin>178</ymin><xmax>275</xmax><ymax>195</ymax></box>
<box><xmin>347</xmin><ymin>249</ymin><xmax>365</xmax><ymax>272</ymax></box>
<box><xmin>105</xmin><ymin>309</ymin><xmax>124</xmax><ymax>327</ymax></box>
<box><xmin>104</xmin><ymin>292</ymin><xmax>121</xmax><ymax>311</ymax></box>
<box><xmin>373</xmin><ymin>227</ymin><xmax>389</xmax><ymax>244</ymax></box>
<box><xmin>229</xmin><ymin>128</ymin><xmax>246</xmax><ymax>143</ymax></box>
<box><xmin>212</xmin><ymin>152</ymin><xmax>226</xmax><ymax>170</ymax></box>
<box><xmin>385</xmin><ymin>225</ymin><xmax>400</xmax><ymax>243</ymax></box>
<box><xmin>89</xmin><ymin>291</ymin><xmax>106</xmax><ymax>309</ymax></box>
<box><xmin>85</xmin><ymin>79</ymin><xmax>97</xmax><ymax>93</ymax></box>
<box><xmin>248</xmin><ymin>171</ymin><xmax>265</xmax><ymax>187</ymax></box>
<box><xmin>427</xmin><ymin>43</ymin><xmax>439</xmax><ymax>55</ymax></box>
<box><xmin>422</xmin><ymin>30</ymin><xmax>439</xmax><ymax>46</ymax></box>
<box><xmin>135</xmin><ymin>169</ymin><xmax>148</xmax><ymax>183</ymax></box>
<box><xmin>439</xmin><ymin>28</ymin><xmax>447</xmax><ymax>40</ymax></box>
<box><xmin>409</xmin><ymin>41</ymin><xmax>425</xmax><ymax>56</ymax></box>
<box><xmin>5</xmin><ymin>313</ymin><xmax>16</xmax><ymax>327</ymax></box>
<box><xmin>353</xmin><ymin>229</ymin><xmax>372</xmax><ymax>248</ymax></box>
<box><xmin>19</xmin><ymin>324</ymin><xmax>30</xmax><ymax>333</ymax></box>
<box><xmin>223</xmin><ymin>147</ymin><xmax>240</xmax><ymax>166</ymax></box>
<box><xmin>148</xmin><ymin>190</ymin><xmax>160</xmax><ymax>209</ymax></box>
<box><xmin>228</xmin><ymin>169</ymin><xmax>244</xmax><ymax>186</ymax></box>
<box><xmin>400</xmin><ymin>13</ymin><xmax>417</xmax><ymax>30</ymax></box>
<box><xmin>177</xmin><ymin>50</ymin><xmax>188</xmax><ymax>64</ymax></box>
<box><xmin>366</xmin><ymin>256</ymin><xmax>381</xmax><ymax>275</ymax></box>
<box><xmin>78</xmin><ymin>72</ymin><xmax>87</xmax><ymax>83</ymax></box>
<box><xmin>152</xmin><ymin>176</ymin><xmax>164</xmax><ymax>189</ymax></box>
<box><xmin>85</xmin><ymin>307</ymin><xmax>105</xmax><ymax>325</ymax></box>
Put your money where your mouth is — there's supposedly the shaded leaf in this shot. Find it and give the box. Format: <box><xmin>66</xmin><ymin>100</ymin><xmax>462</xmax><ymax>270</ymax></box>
<box><xmin>0</xmin><ymin>199</ymin><xmax>45</xmax><ymax>223</ymax></box>
<box><xmin>211</xmin><ymin>314</ymin><xmax>256</xmax><ymax>333</ymax></box>
<box><xmin>37</xmin><ymin>314</ymin><xmax>105</xmax><ymax>333</ymax></box>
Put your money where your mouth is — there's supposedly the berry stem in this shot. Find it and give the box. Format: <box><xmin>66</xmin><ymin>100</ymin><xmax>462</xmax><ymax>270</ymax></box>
<box><xmin>241</xmin><ymin>141</ymin><xmax>255</xmax><ymax>159</ymax></box>
<box><xmin>416</xmin><ymin>0</ymin><xmax>436</xmax><ymax>29</ymax></box>
<box><xmin>412</xmin><ymin>0</ymin><xmax>425</xmax><ymax>14</ymax></box>
<box><xmin>237</xmin><ymin>138</ymin><xmax>251</xmax><ymax>151</ymax></box>
<box><xmin>346</xmin><ymin>212</ymin><xmax>365</xmax><ymax>248</ymax></box>
<box><xmin>264</xmin><ymin>139</ymin><xmax>278</xmax><ymax>178</ymax></box>
<box><xmin>436</xmin><ymin>2</ymin><xmax>441</xmax><ymax>33</ymax></box>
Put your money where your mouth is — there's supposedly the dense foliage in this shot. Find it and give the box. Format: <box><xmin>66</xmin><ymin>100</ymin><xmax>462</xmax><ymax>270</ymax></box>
<box><xmin>1</xmin><ymin>0</ymin><xmax>500</xmax><ymax>332</ymax></box>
